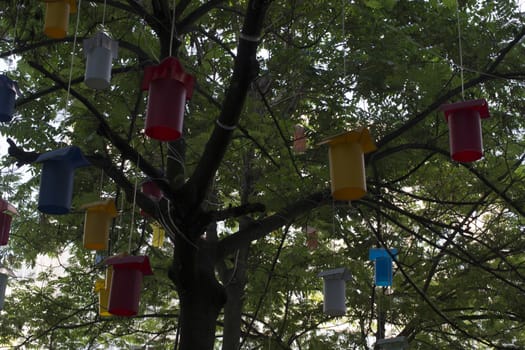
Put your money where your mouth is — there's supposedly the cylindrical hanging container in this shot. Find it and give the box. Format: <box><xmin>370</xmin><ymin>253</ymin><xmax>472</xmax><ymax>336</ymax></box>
<box><xmin>83</xmin><ymin>32</ymin><xmax>119</xmax><ymax>89</ymax></box>
<box><xmin>0</xmin><ymin>198</ymin><xmax>17</xmax><ymax>246</ymax></box>
<box><xmin>369</xmin><ymin>248</ymin><xmax>398</xmax><ymax>287</ymax></box>
<box><xmin>105</xmin><ymin>255</ymin><xmax>153</xmax><ymax>317</ymax></box>
<box><xmin>140</xmin><ymin>178</ymin><xmax>163</xmax><ymax>217</ymax></box>
<box><xmin>0</xmin><ymin>75</ymin><xmax>20</xmax><ymax>123</ymax></box>
<box><xmin>35</xmin><ymin>146</ymin><xmax>91</xmax><ymax>215</ymax></box>
<box><xmin>441</xmin><ymin>99</ymin><xmax>490</xmax><ymax>163</ymax></box>
<box><xmin>0</xmin><ymin>266</ymin><xmax>15</xmax><ymax>310</ymax></box>
<box><xmin>81</xmin><ymin>199</ymin><xmax>117</xmax><ymax>250</ymax></box>
<box><xmin>141</xmin><ymin>57</ymin><xmax>195</xmax><ymax>141</ymax></box>
<box><xmin>94</xmin><ymin>278</ymin><xmax>111</xmax><ymax>317</ymax></box>
<box><xmin>317</xmin><ymin>267</ymin><xmax>352</xmax><ymax>316</ymax></box>
<box><xmin>318</xmin><ymin>127</ymin><xmax>376</xmax><ymax>201</ymax></box>
<box><xmin>43</xmin><ymin>0</ymin><xmax>77</xmax><ymax>39</ymax></box>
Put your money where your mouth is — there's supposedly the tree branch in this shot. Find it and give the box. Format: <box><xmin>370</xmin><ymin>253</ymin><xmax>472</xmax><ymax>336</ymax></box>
<box><xmin>211</xmin><ymin>202</ymin><xmax>265</xmax><ymax>221</ymax></box>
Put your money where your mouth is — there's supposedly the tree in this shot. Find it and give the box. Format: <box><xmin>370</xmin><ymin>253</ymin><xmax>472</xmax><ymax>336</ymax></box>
<box><xmin>1</xmin><ymin>0</ymin><xmax>525</xmax><ymax>349</ymax></box>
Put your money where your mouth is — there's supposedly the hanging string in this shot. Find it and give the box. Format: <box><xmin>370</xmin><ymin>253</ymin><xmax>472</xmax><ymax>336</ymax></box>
<box><xmin>65</xmin><ymin>0</ymin><xmax>83</xmax><ymax>116</ymax></box>
<box><xmin>169</xmin><ymin>0</ymin><xmax>177</xmax><ymax>57</ymax></box>
<box><xmin>7</xmin><ymin>2</ymin><xmax>21</xmax><ymax>71</ymax></box>
<box><xmin>455</xmin><ymin>0</ymin><xmax>465</xmax><ymax>100</ymax></box>
<box><xmin>128</xmin><ymin>157</ymin><xmax>140</xmax><ymax>254</ymax></box>
<box><xmin>341</xmin><ymin>0</ymin><xmax>346</xmax><ymax>82</ymax></box>
<box><xmin>101</xmin><ymin>0</ymin><xmax>107</xmax><ymax>27</ymax></box>
<box><xmin>99</xmin><ymin>169</ymin><xmax>105</xmax><ymax>197</ymax></box>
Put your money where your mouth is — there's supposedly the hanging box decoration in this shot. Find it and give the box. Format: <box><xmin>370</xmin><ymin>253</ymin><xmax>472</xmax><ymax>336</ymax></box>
<box><xmin>318</xmin><ymin>127</ymin><xmax>376</xmax><ymax>201</ymax></box>
<box><xmin>81</xmin><ymin>199</ymin><xmax>117</xmax><ymax>251</ymax></box>
<box><xmin>0</xmin><ymin>198</ymin><xmax>17</xmax><ymax>246</ymax></box>
<box><xmin>104</xmin><ymin>255</ymin><xmax>153</xmax><ymax>316</ymax></box>
<box><xmin>0</xmin><ymin>266</ymin><xmax>15</xmax><ymax>311</ymax></box>
<box><xmin>151</xmin><ymin>223</ymin><xmax>165</xmax><ymax>247</ymax></box>
<box><xmin>83</xmin><ymin>32</ymin><xmax>119</xmax><ymax>90</ymax></box>
<box><xmin>376</xmin><ymin>336</ymin><xmax>408</xmax><ymax>350</ymax></box>
<box><xmin>293</xmin><ymin>125</ymin><xmax>307</xmax><ymax>153</ymax></box>
<box><xmin>440</xmin><ymin>99</ymin><xmax>490</xmax><ymax>163</ymax></box>
<box><xmin>0</xmin><ymin>75</ymin><xmax>20</xmax><ymax>123</ymax></box>
<box><xmin>36</xmin><ymin>146</ymin><xmax>91</xmax><ymax>215</ymax></box>
<box><xmin>369</xmin><ymin>248</ymin><xmax>398</xmax><ymax>287</ymax></box>
<box><xmin>140</xmin><ymin>178</ymin><xmax>163</xmax><ymax>217</ymax></box>
<box><xmin>94</xmin><ymin>278</ymin><xmax>111</xmax><ymax>317</ymax></box>
<box><xmin>317</xmin><ymin>267</ymin><xmax>352</xmax><ymax>316</ymax></box>
<box><xmin>141</xmin><ymin>57</ymin><xmax>195</xmax><ymax>141</ymax></box>
<box><xmin>43</xmin><ymin>0</ymin><xmax>77</xmax><ymax>39</ymax></box>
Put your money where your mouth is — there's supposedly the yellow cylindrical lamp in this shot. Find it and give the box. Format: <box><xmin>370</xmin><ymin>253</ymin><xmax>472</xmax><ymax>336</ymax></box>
<box><xmin>151</xmin><ymin>223</ymin><xmax>165</xmax><ymax>248</ymax></box>
<box><xmin>94</xmin><ymin>278</ymin><xmax>111</xmax><ymax>317</ymax></box>
<box><xmin>43</xmin><ymin>0</ymin><xmax>77</xmax><ymax>39</ymax></box>
<box><xmin>81</xmin><ymin>199</ymin><xmax>117</xmax><ymax>251</ymax></box>
<box><xmin>319</xmin><ymin>127</ymin><xmax>376</xmax><ymax>201</ymax></box>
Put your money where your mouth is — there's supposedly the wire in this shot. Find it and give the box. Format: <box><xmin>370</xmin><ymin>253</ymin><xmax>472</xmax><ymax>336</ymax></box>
<box><xmin>456</xmin><ymin>0</ymin><xmax>465</xmax><ymax>100</ymax></box>
<box><xmin>65</xmin><ymin>0</ymin><xmax>82</xmax><ymax>116</ymax></box>
<box><xmin>169</xmin><ymin>0</ymin><xmax>177</xmax><ymax>57</ymax></box>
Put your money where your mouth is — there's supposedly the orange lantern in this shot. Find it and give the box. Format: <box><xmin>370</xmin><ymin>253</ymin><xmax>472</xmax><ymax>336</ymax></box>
<box><xmin>293</xmin><ymin>125</ymin><xmax>307</xmax><ymax>153</ymax></box>
<box><xmin>81</xmin><ymin>199</ymin><xmax>117</xmax><ymax>251</ymax></box>
<box><xmin>318</xmin><ymin>127</ymin><xmax>376</xmax><ymax>201</ymax></box>
<box><xmin>43</xmin><ymin>0</ymin><xmax>77</xmax><ymax>39</ymax></box>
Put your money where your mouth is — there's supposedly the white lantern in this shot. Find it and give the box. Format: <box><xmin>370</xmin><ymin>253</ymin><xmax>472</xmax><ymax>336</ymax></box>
<box><xmin>317</xmin><ymin>267</ymin><xmax>352</xmax><ymax>316</ymax></box>
<box><xmin>83</xmin><ymin>32</ymin><xmax>119</xmax><ymax>90</ymax></box>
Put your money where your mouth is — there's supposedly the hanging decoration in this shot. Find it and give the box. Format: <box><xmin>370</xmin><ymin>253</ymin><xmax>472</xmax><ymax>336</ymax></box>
<box><xmin>43</xmin><ymin>0</ymin><xmax>77</xmax><ymax>39</ymax></box>
<box><xmin>0</xmin><ymin>198</ymin><xmax>17</xmax><ymax>246</ymax></box>
<box><xmin>35</xmin><ymin>146</ymin><xmax>91</xmax><ymax>215</ymax></box>
<box><xmin>94</xmin><ymin>266</ymin><xmax>113</xmax><ymax>317</ymax></box>
<box><xmin>150</xmin><ymin>222</ymin><xmax>165</xmax><ymax>248</ymax></box>
<box><xmin>0</xmin><ymin>266</ymin><xmax>15</xmax><ymax>310</ymax></box>
<box><xmin>318</xmin><ymin>127</ymin><xmax>376</xmax><ymax>201</ymax></box>
<box><xmin>369</xmin><ymin>248</ymin><xmax>398</xmax><ymax>287</ymax></box>
<box><xmin>0</xmin><ymin>75</ymin><xmax>20</xmax><ymax>123</ymax></box>
<box><xmin>140</xmin><ymin>178</ymin><xmax>163</xmax><ymax>217</ymax></box>
<box><xmin>317</xmin><ymin>267</ymin><xmax>352</xmax><ymax>316</ymax></box>
<box><xmin>141</xmin><ymin>57</ymin><xmax>195</xmax><ymax>141</ymax></box>
<box><xmin>440</xmin><ymin>99</ymin><xmax>490</xmax><ymax>163</ymax></box>
<box><xmin>293</xmin><ymin>124</ymin><xmax>307</xmax><ymax>153</ymax></box>
<box><xmin>305</xmin><ymin>226</ymin><xmax>318</xmax><ymax>251</ymax></box>
<box><xmin>83</xmin><ymin>32</ymin><xmax>119</xmax><ymax>90</ymax></box>
<box><xmin>81</xmin><ymin>199</ymin><xmax>117</xmax><ymax>250</ymax></box>
<box><xmin>375</xmin><ymin>336</ymin><xmax>408</xmax><ymax>350</ymax></box>
<box><xmin>104</xmin><ymin>255</ymin><xmax>153</xmax><ymax>316</ymax></box>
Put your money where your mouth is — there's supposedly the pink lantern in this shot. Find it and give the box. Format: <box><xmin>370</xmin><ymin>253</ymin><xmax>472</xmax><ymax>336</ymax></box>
<box><xmin>104</xmin><ymin>255</ymin><xmax>153</xmax><ymax>316</ymax></box>
<box><xmin>140</xmin><ymin>178</ymin><xmax>163</xmax><ymax>217</ymax></box>
<box><xmin>441</xmin><ymin>99</ymin><xmax>490</xmax><ymax>163</ymax></box>
<box><xmin>293</xmin><ymin>125</ymin><xmax>307</xmax><ymax>153</ymax></box>
<box><xmin>141</xmin><ymin>57</ymin><xmax>195</xmax><ymax>141</ymax></box>
<box><xmin>0</xmin><ymin>198</ymin><xmax>17</xmax><ymax>246</ymax></box>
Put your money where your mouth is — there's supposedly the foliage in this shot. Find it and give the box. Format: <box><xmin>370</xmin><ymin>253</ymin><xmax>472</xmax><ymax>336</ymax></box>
<box><xmin>0</xmin><ymin>0</ymin><xmax>524</xmax><ymax>349</ymax></box>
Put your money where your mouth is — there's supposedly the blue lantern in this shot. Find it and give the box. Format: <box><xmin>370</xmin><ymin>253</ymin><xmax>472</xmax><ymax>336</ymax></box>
<box><xmin>369</xmin><ymin>248</ymin><xmax>398</xmax><ymax>287</ymax></box>
<box><xmin>0</xmin><ymin>75</ymin><xmax>20</xmax><ymax>122</ymax></box>
<box><xmin>36</xmin><ymin>146</ymin><xmax>91</xmax><ymax>214</ymax></box>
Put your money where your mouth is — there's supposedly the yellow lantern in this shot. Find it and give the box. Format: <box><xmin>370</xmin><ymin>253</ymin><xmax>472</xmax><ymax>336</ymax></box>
<box><xmin>318</xmin><ymin>127</ymin><xmax>376</xmax><ymax>201</ymax></box>
<box><xmin>94</xmin><ymin>279</ymin><xmax>111</xmax><ymax>317</ymax></box>
<box><xmin>43</xmin><ymin>0</ymin><xmax>77</xmax><ymax>39</ymax></box>
<box><xmin>151</xmin><ymin>223</ymin><xmax>165</xmax><ymax>248</ymax></box>
<box><xmin>81</xmin><ymin>199</ymin><xmax>117</xmax><ymax>251</ymax></box>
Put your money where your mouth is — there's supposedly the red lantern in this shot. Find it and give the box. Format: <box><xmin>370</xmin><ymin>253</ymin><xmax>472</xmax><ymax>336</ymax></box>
<box><xmin>141</xmin><ymin>57</ymin><xmax>195</xmax><ymax>141</ymax></box>
<box><xmin>0</xmin><ymin>198</ymin><xmax>17</xmax><ymax>246</ymax></box>
<box><xmin>441</xmin><ymin>99</ymin><xmax>490</xmax><ymax>163</ymax></box>
<box><xmin>104</xmin><ymin>255</ymin><xmax>153</xmax><ymax>316</ymax></box>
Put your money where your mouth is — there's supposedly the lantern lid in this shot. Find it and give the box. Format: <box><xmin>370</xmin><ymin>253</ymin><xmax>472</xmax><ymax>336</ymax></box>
<box><xmin>141</xmin><ymin>57</ymin><xmax>195</xmax><ymax>99</ymax></box>
<box><xmin>0</xmin><ymin>74</ymin><xmax>20</xmax><ymax>95</ymax></box>
<box><xmin>35</xmin><ymin>146</ymin><xmax>91</xmax><ymax>169</ymax></box>
<box><xmin>318</xmin><ymin>127</ymin><xmax>377</xmax><ymax>153</ymax></box>
<box><xmin>80</xmin><ymin>198</ymin><xmax>118</xmax><ymax>217</ymax></box>
<box><xmin>43</xmin><ymin>0</ymin><xmax>77</xmax><ymax>13</ymax></box>
<box><xmin>104</xmin><ymin>255</ymin><xmax>153</xmax><ymax>275</ymax></box>
<box><xmin>0</xmin><ymin>198</ymin><xmax>17</xmax><ymax>215</ymax></box>
<box><xmin>376</xmin><ymin>336</ymin><xmax>408</xmax><ymax>349</ymax></box>
<box><xmin>83</xmin><ymin>31</ymin><xmax>119</xmax><ymax>58</ymax></box>
<box><xmin>318</xmin><ymin>267</ymin><xmax>352</xmax><ymax>281</ymax></box>
<box><xmin>440</xmin><ymin>98</ymin><xmax>490</xmax><ymax>121</ymax></box>
<box><xmin>369</xmin><ymin>247</ymin><xmax>398</xmax><ymax>260</ymax></box>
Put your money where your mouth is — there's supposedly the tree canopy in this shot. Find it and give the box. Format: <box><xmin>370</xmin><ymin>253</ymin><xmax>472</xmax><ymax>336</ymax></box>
<box><xmin>0</xmin><ymin>0</ymin><xmax>525</xmax><ymax>349</ymax></box>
